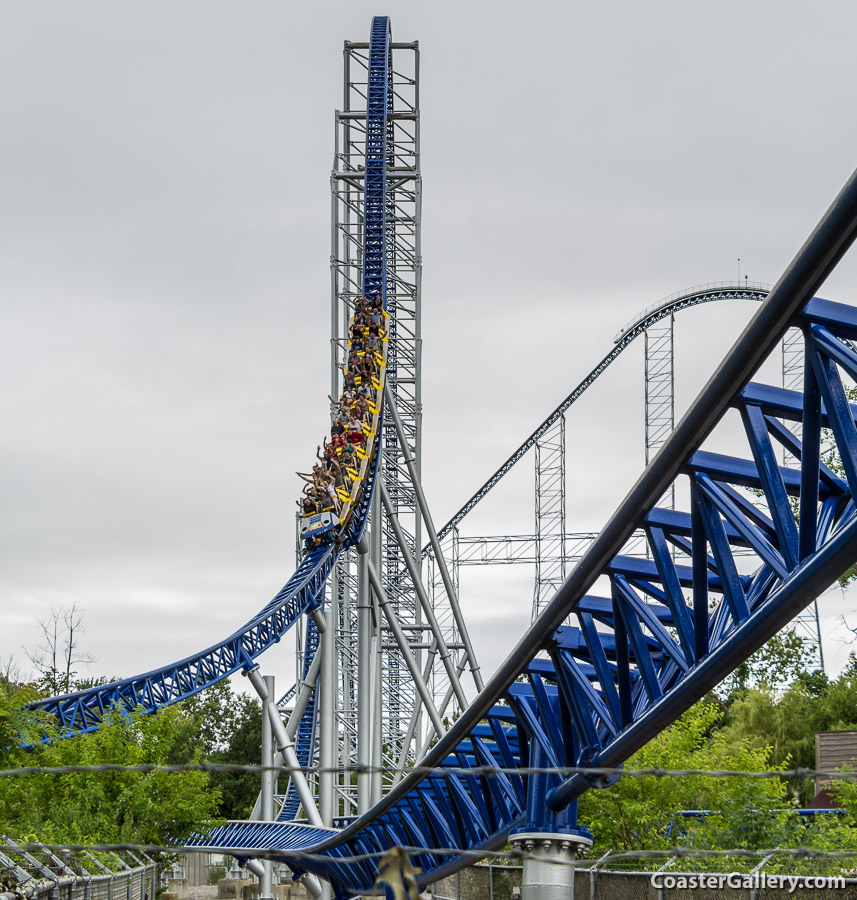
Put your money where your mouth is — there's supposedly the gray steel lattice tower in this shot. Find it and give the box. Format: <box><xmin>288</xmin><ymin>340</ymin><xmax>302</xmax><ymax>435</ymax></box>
<box><xmin>644</xmin><ymin>314</ymin><xmax>676</xmax><ymax>510</ymax></box>
<box><xmin>326</xmin><ymin>37</ymin><xmax>423</xmax><ymax>816</ymax></box>
<box><xmin>782</xmin><ymin>326</ymin><xmax>805</xmax><ymax>432</ymax></box>
<box><xmin>317</xmin><ymin>36</ymin><xmax>480</xmax><ymax>822</ymax></box>
<box><xmin>532</xmin><ymin>416</ymin><xmax>567</xmax><ymax>619</ymax></box>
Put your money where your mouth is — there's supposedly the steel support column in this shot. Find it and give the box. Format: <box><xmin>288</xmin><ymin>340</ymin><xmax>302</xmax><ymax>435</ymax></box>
<box><xmin>259</xmin><ymin>675</ymin><xmax>274</xmax><ymax>900</ymax></box>
<box><xmin>509</xmin><ymin>833</ymin><xmax>592</xmax><ymax>900</ymax></box>
<box><xmin>319</xmin><ymin>572</ymin><xmax>337</xmax><ymax>828</ymax></box>
<box><xmin>644</xmin><ymin>314</ymin><xmax>676</xmax><ymax>510</ymax></box>
<box><xmin>244</xmin><ymin>667</ymin><xmax>323</xmax><ymax>828</ymax></box>
<box><xmin>356</xmin><ymin>544</ymin><xmax>372</xmax><ymax>814</ymax></box>
<box><xmin>782</xmin><ymin>326</ymin><xmax>825</xmax><ymax>672</ymax></box>
<box><xmin>533</xmin><ymin>415</ymin><xmax>566</xmax><ymax>619</ymax></box>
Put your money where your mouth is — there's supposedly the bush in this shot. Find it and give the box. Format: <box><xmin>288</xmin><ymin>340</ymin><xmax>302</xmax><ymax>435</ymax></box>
<box><xmin>208</xmin><ymin>865</ymin><xmax>226</xmax><ymax>884</ymax></box>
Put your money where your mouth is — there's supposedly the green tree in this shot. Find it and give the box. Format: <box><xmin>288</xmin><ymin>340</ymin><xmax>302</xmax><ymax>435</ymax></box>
<box><xmin>179</xmin><ymin>679</ymin><xmax>244</xmax><ymax>757</ymax></box>
<box><xmin>0</xmin><ymin>681</ymin><xmax>48</xmax><ymax>748</ymax></box>
<box><xmin>23</xmin><ymin>603</ymin><xmax>95</xmax><ymax>696</ymax></box>
<box><xmin>205</xmin><ymin>690</ymin><xmax>263</xmax><ymax>819</ymax></box>
<box><xmin>0</xmin><ymin>703</ymin><xmax>223</xmax><ymax>846</ymax></box>
<box><xmin>578</xmin><ymin>701</ymin><xmax>791</xmax><ymax>858</ymax></box>
<box><xmin>717</xmin><ymin>629</ymin><xmax>816</xmax><ymax>697</ymax></box>
<box><xmin>175</xmin><ymin>680</ymin><xmax>264</xmax><ymax>819</ymax></box>
<box><xmin>717</xmin><ymin>655</ymin><xmax>857</xmax><ymax>802</ymax></box>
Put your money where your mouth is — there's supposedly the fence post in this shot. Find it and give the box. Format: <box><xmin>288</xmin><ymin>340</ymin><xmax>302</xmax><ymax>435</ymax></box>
<box><xmin>57</xmin><ymin>848</ymin><xmax>89</xmax><ymax>900</ymax></box>
<box><xmin>137</xmin><ymin>854</ymin><xmax>157</xmax><ymax>900</ymax></box>
<box><xmin>653</xmin><ymin>857</ymin><xmax>677</xmax><ymax>900</ymax></box>
<box><xmin>749</xmin><ymin>854</ymin><xmax>775</xmax><ymax>900</ymax></box>
<box><xmin>83</xmin><ymin>850</ymin><xmax>115</xmax><ymax>900</ymax></box>
<box><xmin>589</xmin><ymin>848</ymin><xmax>612</xmax><ymax>900</ymax></box>
<box><xmin>108</xmin><ymin>853</ymin><xmax>131</xmax><ymax>900</ymax></box>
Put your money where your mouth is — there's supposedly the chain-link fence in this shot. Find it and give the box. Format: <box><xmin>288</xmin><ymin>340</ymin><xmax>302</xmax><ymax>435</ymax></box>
<box><xmin>429</xmin><ymin>860</ymin><xmax>857</xmax><ymax>900</ymax></box>
<box><xmin>0</xmin><ymin>839</ymin><xmax>159</xmax><ymax>900</ymax></box>
<box><xmin>430</xmin><ymin>862</ymin><xmax>523</xmax><ymax>900</ymax></box>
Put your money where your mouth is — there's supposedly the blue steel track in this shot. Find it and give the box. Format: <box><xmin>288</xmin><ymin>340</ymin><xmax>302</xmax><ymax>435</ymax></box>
<box><xmin>28</xmin><ymin>14</ymin><xmax>857</xmax><ymax>900</ymax></box>
<box><xmin>431</xmin><ymin>282</ymin><xmax>771</xmax><ymax>548</ymax></box>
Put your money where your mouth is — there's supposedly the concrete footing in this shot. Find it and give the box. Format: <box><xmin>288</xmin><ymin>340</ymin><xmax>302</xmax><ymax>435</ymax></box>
<box><xmin>167</xmin><ymin>879</ymin><xmax>189</xmax><ymax>900</ymax></box>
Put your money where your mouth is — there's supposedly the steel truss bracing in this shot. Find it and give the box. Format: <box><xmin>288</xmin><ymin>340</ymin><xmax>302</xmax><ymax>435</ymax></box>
<box><xmin>29</xmin><ymin>540</ymin><xmax>346</xmax><ymax>737</ymax></box>
<box><xmin>533</xmin><ymin>416</ymin><xmax>566</xmax><ymax>618</ymax></box>
<box><xmin>189</xmin><ymin>161</ymin><xmax>857</xmax><ymax>899</ymax></box>
<box><xmin>423</xmin><ymin>283</ymin><xmax>774</xmax><ymax>646</ymax></box>
<box><xmin>642</xmin><ymin>307</ymin><xmax>823</xmax><ymax>671</ymax></box>
<box><xmin>327</xmin><ymin>27</ymin><xmax>422</xmax><ymax>813</ymax></box>
<box><xmin>454</xmin><ymin>531</ymin><xmax>646</xmax><ymax>566</ymax></box>
<box><xmin>431</xmin><ymin>282</ymin><xmax>772</xmax><ymax>548</ymax></box>
<box><xmin>642</xmin><ymin>308</ymin><xmax>822</xmax><ymax>672</ymax></box>
<box><xmin>29</xmin><ymin>14</ymin><xmax>857</xmax><ymax>898</ymax></box>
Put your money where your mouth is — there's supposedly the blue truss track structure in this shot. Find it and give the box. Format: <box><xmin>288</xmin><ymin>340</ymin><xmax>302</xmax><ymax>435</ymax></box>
<box><xmin>29</xmin><ymin>544</ymin><xmax>336</xmax><ymax>736</ymax></box>
<box><xmin>27</xmin><ymin>18</ymin><xmax>395</xmax><ymax>741</ymax></box>
<box><xmin>187</xmin><ymin>22</ymin><xmax>857</xmax><ymax>891</ymax></box>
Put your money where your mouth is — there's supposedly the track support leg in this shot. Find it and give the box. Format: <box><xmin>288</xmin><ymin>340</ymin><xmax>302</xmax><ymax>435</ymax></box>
<box><xmin>259</xmin><ymin>674</ymin><xmax>274</xmax><ymax>900</ymax></box>
<box><xmin>509</xmin><ymin>833</ymin><xmax>592</xmax><ymax>900</ymax></box>
<box><xmin>244</xmin><ymin>665</ymin><xmax>324</xmax><ymax>827</ymax></box>
<box><xmin>510</xmin><ymin>737</ymin><xmax>592</xmax><ymax>899</ymax></box>
<box><xmin>357</xmin><ymin>539</ymin><xmax>373</xmax><ymax>814</ymax></box>
<box><xmin>386</xmin><ymin>392</ymin><xmax>484</xmax><ymax>691</ymax></box>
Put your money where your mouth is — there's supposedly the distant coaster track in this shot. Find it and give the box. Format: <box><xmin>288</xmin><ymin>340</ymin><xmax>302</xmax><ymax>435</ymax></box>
<box><xmin>431</xmin><ymin>280</ymin><xmax>771</xmax><ymax>549</ymax></box>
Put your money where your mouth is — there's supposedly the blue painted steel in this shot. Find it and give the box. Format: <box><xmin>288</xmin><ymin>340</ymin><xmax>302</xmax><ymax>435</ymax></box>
<box><xmin>29</xmin><ymin>281</ymin><xmax>387</xmax><ymax>740</ymax></box>
<box><xmin>276</xmin><ymin>15</ymin><xmax>393</xmax><ymax>824</ymax></box>
<box><xmin>361</xmin><ymin>15</ymin><xmax>391</xmax><ymax>302</ymax></box>
<box><xmin>278</xmin><ymin>619</ymin><xmax>321</xmax><ymax>821</ymax></box>
<box><xmin>29</xmin><ymin>446</ymin><xmax>382</xmax><ymax>738</ymax></box>
<box><xmin>187</xmin><ymin>136</ymin><xmax>857</xmax><ymax>897</ymax></box>
<box><xmin>29</xmin><ymin>543</ymin><xmax>335</xmax><ymax>736</ymax></box>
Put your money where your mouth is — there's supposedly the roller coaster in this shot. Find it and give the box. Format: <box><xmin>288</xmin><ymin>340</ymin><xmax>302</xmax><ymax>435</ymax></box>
<box><xmin>25</xmin><ymin>14</ymin><xmax>857</xmax><ymax>900</ymax></box>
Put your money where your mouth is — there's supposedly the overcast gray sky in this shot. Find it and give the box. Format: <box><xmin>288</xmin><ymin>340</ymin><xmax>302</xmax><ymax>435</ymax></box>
<box><xmin>3</xmin><ymin>1</ymin><xmax>857</xmax><ymax>698</ymax></box>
